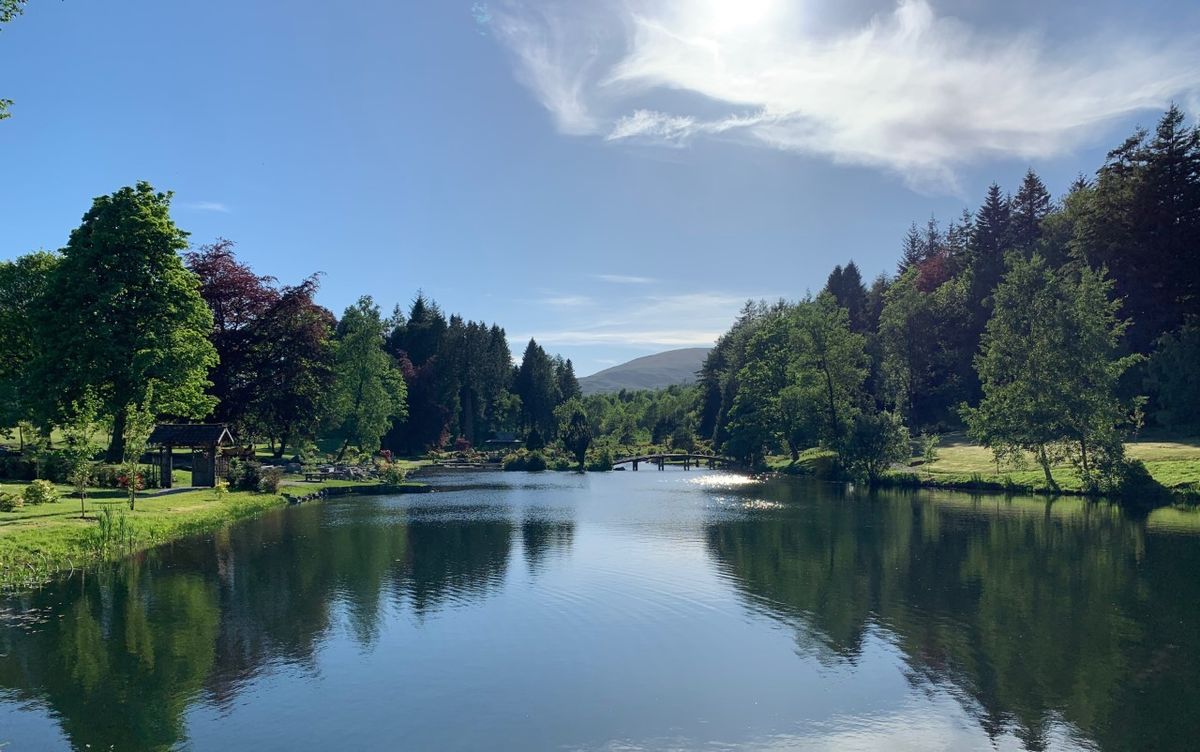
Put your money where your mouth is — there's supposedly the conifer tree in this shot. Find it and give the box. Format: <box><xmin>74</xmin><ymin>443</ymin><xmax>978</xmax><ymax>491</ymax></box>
<box><xmin>1011</xmin><ymin>169</ymin><xmax>1053</xmax><ymax>257</ymax></box>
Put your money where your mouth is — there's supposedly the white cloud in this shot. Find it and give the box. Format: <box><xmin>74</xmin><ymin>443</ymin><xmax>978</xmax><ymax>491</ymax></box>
<box><xmin>180</xmin><ymin>201</ymin><xmax>231</xmax><ymax>213</ymax></box>
<box><xmin>489</xmin><ymin>0</ymin><xmax>1200</xmax><ymax>190</ymax></box>
<box><xmin>594</xmin><ymin>273</ymin><xmax>657</xmax><ymax>284</ymax></box>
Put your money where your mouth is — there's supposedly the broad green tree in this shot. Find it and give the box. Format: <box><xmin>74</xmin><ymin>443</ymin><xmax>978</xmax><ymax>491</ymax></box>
<box><xmin>962</xmin><ymin>255</ymin><xmax>1139</xmax><ymax>489</ymax></box>
<box><xmin>0</xmin><ymin>251</ymin><xmax>58</xmax><ymax>427</ymax></box>
<box><xmin>328</xmin><ymin>297</ymin><xmax>408</xmax><ymax>461</ymax></box>
<box><xmin>30</xmin><ymin>183</ymin><xmax>217</xmax><ymax>460</ymax></box>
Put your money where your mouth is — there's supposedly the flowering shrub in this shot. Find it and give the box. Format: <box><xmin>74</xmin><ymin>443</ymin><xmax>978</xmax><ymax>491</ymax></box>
<box><xmin>0</xmin><ymin>489</ymin><xmax>22</xmax><ymax>512</ymax></box>
<box><xmin>116</xmin><ymin>472</ymin><xmax>145</xmax><ymax>492</ymax></box>
<box><xmin>23</xmin><ymin>479</ymin><xmax>60</xmax><ymax>506</ymax></box>
<box><xmin>213</xmin><ymin>479</ymin><xmax>230</xmax><ymax>500</ymax></box>
<box><xmin>378</xmin><ymin>461</ymin><xmax>407</xmax><ymax>484</ymax></box>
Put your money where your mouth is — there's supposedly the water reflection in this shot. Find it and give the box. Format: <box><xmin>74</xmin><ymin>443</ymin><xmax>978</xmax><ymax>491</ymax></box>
<box><xmin>0</xmin><ymin>496</ymin><xmax>525</xmax><ymax>751</ymax></box>
<box><xmin>705</xmin><ymin>479</ymin><xmax>1200</xmax><ymax>751</ymax></box>
<box><xmin>0</xmin><ymin>473</ymin><xmax>1196</xmax><ymax>751</ymax></box>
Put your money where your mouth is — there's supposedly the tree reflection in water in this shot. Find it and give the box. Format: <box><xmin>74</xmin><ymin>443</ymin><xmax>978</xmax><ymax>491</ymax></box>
<box><xmin>705</xmin><ymin>480</ymin><xmax>1200</xmax><ymax>751</ymax></box>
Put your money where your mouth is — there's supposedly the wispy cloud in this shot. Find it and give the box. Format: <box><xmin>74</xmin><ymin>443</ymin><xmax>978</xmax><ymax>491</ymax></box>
<box><xmin>180</xmin><ymin>201</ymin><xmax>231</xmax><ymax>213</ymax></box>
<box><xmin>488</xmin><ymin>0</ymin><xmax>1200</xmax><ymax>190</ymax></box>
<box><xmin>514</xmin><ymin>291</ymin><xmax>770</xmax><ymax>350</ymax></box>
<box><xmin>541</xmin><ymin>294</ymin><xmax>593</xmax><ymax>307</ymax></box>
<box><xmin>594</xmin><ymin>273</ymin><xmax>656</xmax><ymax>285</ymax></box>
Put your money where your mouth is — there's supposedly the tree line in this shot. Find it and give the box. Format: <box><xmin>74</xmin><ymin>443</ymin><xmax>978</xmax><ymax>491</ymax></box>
<box><xmin>0</xmin><ymin>183</ymin><xmax>586</xmax><ymax>465</ymax></box>
<box><xmin>699</xmin><ymin>106</ymin><xmax>1200</xmax><ymax>489</ymax></box>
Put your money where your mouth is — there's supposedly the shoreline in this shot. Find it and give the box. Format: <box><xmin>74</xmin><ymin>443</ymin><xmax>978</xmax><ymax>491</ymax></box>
<box><xmin>0</xmin><ymin>480</ymin><xmax>430</xmax><ymax>591</ymax></box>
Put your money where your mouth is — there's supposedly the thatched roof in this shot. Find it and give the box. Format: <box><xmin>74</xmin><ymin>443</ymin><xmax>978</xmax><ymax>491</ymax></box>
<box><xmin>148</xmin><ymin>424</ymin><xmax>235</xmax><ymax>447</ymax></box>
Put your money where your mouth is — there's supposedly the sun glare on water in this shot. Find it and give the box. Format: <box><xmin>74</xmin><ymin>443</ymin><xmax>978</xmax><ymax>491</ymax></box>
<box><xmin>687</xmin><ymin>473</ymin><xmax>763</xmax><ymax>489</ymax></box>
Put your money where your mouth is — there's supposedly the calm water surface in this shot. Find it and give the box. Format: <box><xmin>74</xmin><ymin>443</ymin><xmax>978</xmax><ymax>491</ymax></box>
<box><xmin>2</xmin><ymin>470</ymin><xmax>1199</xmax><ymax>751</ymax></box>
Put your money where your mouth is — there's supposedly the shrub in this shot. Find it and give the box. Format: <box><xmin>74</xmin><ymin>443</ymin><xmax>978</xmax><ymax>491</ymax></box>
<box><xmin>840</xmin><ymin>411</ymin><xmax>910</xmax><ymax>484</ymax></box>
<box><xmin>586</xmin><ymin>445</ymin><xmax>616</xmax><ymax>472</ymax></box>
<box><xmin>23</xmin><ymin>479</ymin><xmax>59</xmax><ymax>506</ymax></box>
<box><xmin>92</xmin><ymin>464</ymin><xmax>164</xmax><ymax>489</ymax></box>
<box><xmin>213</xmin><ymin>479</ymin><xmax>230</xmax><ymax>500</ymax></box>
<box><xmin>919</xmin><ymin>433</ymin><xmax>940</xmax><ymax>465</ymax></box>
<box><xmin>551</xmin><ymin>456</ymin><xmax>573</xmax><ymax>471</ymax></box>
<box><xmin>379</xmin><ymin>461</ymin><xmax>407</xmax><ymax>484</ymax></box>
<box><xmin>1115</xmin><ymin>459</ymin><xmax>1171</xmax><ymax>506</ymax></box>
<box><xmin>227</xmin><ymin>459</ymin><xmax>278</xmax><ymax>492</ymax></box>
<box><xmin>453</xmin><ymin>436</ymin><xmax>472</xmax><ymax>452</ymax></box>
<box><xmin>502</xmin><ymin>449</ymin><xmax>548</xmax><ymax>472</ymax></box>
<box><xmin>256</xmin><ymin>466</ymin><xmax>283</xmax><ymax>494</ymax></box>
<box><xmin>0</xmin><ymin>489</ymin><xmax>23</xmax><ymax>512</ymax></box>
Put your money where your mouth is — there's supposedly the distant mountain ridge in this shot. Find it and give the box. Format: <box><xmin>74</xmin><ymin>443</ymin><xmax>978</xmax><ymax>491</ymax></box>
<box><xmin>579</xmin><ymin>347</ymin><xmax>710</xmax><ymax>395</ymax></box>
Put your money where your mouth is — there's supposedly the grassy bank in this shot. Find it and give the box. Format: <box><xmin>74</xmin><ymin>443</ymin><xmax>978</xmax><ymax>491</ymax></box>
<box><xmin>766</xmin><ymin>435</ymin><xmax>1200</xmax><ymax>501</ymax></box>
<box><xmin>0</xmin><ymin>470</ymin><xmax>431</xmax><ymax>590</ymax></box>
<box><xmin>891</xmin><ymin>435</ymin><xmax>1200</xmax><ymax>498</ymax></box>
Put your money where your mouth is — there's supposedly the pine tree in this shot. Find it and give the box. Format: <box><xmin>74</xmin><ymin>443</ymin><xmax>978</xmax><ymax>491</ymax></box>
<box><xmin>898</xmin><ymin>222</ymin><xmax>925</xmax><ymax>275</ymax></box>
<box><xmin>824</xmin><ymin>261</ymin><xmax>869</xmax><ymax>333</ymax></box>
<box><xmin>1011</xmin><ymin>169</ymin><xmax>1053</xmax><ymax>257</ymax></box>
<box><xmin>1076</xmin><ymin>106</ymin><xmax>1200</xmax><ymax>352</ymax></box>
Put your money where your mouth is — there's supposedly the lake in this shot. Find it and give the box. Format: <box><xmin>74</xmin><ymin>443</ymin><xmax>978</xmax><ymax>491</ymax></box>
<box><xmin>2</xmin><ymin>470</ymin><xmax>1199</xmax><ymax>751</ymax></box>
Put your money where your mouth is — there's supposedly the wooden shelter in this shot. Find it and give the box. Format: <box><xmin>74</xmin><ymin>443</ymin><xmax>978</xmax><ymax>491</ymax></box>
<box><xmin>148</xmin><ymin>424</ymin><xmax>236</xmax><ymax>488</ymax></box>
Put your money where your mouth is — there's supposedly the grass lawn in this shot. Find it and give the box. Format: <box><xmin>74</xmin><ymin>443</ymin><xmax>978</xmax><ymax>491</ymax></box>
<box><xmin>0</xmin><ymin>461</ymin><xmax>434</xmax><ymax>589</ymax></box>
<box><xmin>905</xmin><ymin>434</ymin><xmax>1200</xmax><ymax>493</ymax></box>
<box><xmin>0</xmin><ymin>482</ymin><xmax>290</xmax><ymax>589</ymax></box>
<box><xmin>764</xmin><ymin>434</ymin><xmax>1200</xmax><ymax>499</ymax></box>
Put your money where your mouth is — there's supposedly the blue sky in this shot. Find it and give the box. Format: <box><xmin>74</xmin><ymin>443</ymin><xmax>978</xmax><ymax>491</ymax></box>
<box><xmin>1</xmin><ymin>0</ymin><xmax>1198</xmax><ymax>375</ymax></box>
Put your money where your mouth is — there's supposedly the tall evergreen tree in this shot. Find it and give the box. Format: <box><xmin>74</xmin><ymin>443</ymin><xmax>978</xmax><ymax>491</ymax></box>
<box><xmin>557</xmin><ymin>358</ymin><xmax>582</xmax><ymax>402</ymax></box>
<box><xmin>1011</xmin><ymin>169</ymin><xmax>1053</xmax><ymax>257</ymax></box>
<box><xmin>515</xmin><ymin>339</ymin><xmax>559</xmax><ymax>438</ymax></box>
<box><xmin>898</xmin><ymin>222</ymin><xmax>925</xmax><ymax>275</ymax></box>
<box><xmin>824</xmin><ymin>261</ymin><xmax>869</xmax><ymax>333</ymax></box>
<box><xmin>969</xmin><ymin>183</ymin><xmax>1014</xmax><ymax>306</ymax></box>
<box><xmin>1075</xmin><ymin>105</ymin><xmax>1200</xmax><ymax>353</ymax></box>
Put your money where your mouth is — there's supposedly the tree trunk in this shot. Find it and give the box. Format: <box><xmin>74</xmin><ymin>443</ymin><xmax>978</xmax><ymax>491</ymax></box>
<box><xmin>821</xmin><ymin>358</ymin><xmax>841</xmax><ymax>446</ymax></box>
<box><xmin>1079</xmin><ymin>435</ymin><xmax>1090</xmax><ymax>476</ymax></box>
<box><xmin>336</xmin><ymin>437</ymin><xmax>350</xmax><ymax>462</ymax></box>
<box><xmin>107</xmin><ymin>408</ymin><xmax>128</xmax><ymax>463</ymax></box>
<box><xmin>1036</xmin><ymin>444</ymin><xmax>1058</xmax><ymax>491</ymax></box>
<box><xmin>274</xmin><ymin>433</ymin><xmax>289</xmax><ymax>460</ymax></box>
<box><xmin>787</xmin><ymin>439</ymin><xmax>799</xmax><ymax>462</ymax></box>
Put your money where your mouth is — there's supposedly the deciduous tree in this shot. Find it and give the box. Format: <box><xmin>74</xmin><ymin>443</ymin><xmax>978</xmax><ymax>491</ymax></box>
<box><xmin>30</xmin><ymin>183</ymin><xmax>217</xmax><ymax>460</ymax></box>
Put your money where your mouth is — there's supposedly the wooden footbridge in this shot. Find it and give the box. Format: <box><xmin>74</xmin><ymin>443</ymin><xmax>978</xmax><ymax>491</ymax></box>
<box><xmin>613</xmin><ymin>453</ymin><xmax>741</xmax><ymax>471</ymax></box>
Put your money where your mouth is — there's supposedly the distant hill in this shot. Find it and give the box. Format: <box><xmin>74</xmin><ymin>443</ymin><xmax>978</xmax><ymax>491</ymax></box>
<box><xmin>579</xmin><ymin>347</ymin><xmax>710</xmax><ymax>395</ymax></box>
